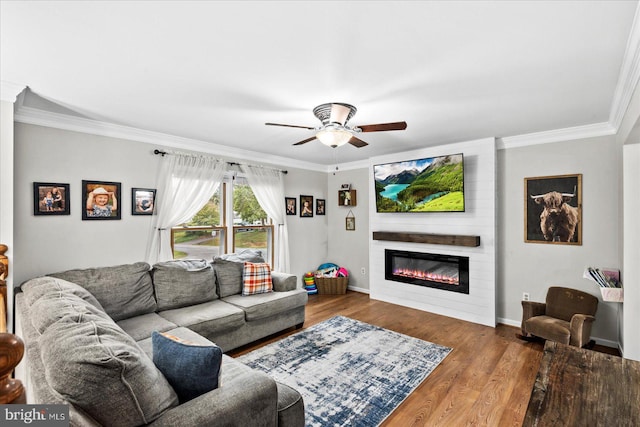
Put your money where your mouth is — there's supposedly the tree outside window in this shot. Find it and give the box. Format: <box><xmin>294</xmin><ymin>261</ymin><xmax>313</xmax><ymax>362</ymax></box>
<box><xmin>172</xmin><ymin>189</ymin><xmax>224</xmax><ymax>260</ymax></box>
<box><xmin>172</xmin><ymin>180</ymin><xmax>273</xmax><ymax>265</ymax></box>
<box><xmin>232</xmin><ymin>181</ymin><xmax>271</xmax><ymax>262</ymax></box>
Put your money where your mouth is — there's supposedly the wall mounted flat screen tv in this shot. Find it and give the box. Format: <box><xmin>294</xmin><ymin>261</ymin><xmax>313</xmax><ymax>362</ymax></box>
<box><xmin>374</xmin><ymin>153</ymin><xmax>465</xmax><ymax>212</ymax></box>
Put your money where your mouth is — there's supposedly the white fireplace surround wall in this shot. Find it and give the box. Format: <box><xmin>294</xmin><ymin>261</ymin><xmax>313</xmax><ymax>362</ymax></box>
<box><xmin>368</xmin><ymin>137</ymin><xmax>497</xmax><ymax>327</ymax></box>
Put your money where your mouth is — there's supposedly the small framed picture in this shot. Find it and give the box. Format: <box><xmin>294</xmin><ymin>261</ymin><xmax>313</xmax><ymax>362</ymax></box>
<box><xmin>132</xmin><ymin>188</ymin><xmax>156</xmax><ymax>215</ymax></box>
<box><xmin>300</xmin><ymin>195</ymin><xmax>314</xmax><ymax>217</ymax></box>
<box><xmin>285</xmin><ymin>197</ymin><xmax>296</xmax><ymax>215</ymax></box>
<box><xmin>82</xmin><ymin>180</ymin><xmax>121</xmax><ymax>220</ymax></box>
<box><xmin>316</xmin><ymin>199</ymin><xmax>325</xmax><ymax>215</ymax></box>
<box><xmin>346</xmin><ymin>216</ymin><xmax>355</xmax><ymax>231</ymax></box>
<box><xmin>341</xmin><ymin>184</ymin><xmax>351</xmax><ymax>190</ymax></box>
<box><xmin>33</xmin><ymin>182</ymin><xmax>70</xmax><ymax>216</ymax></box>
<box><xmin>338</xmin><ymin>189</ymin><xmax>356</xmax><ymax>206</ymax></box>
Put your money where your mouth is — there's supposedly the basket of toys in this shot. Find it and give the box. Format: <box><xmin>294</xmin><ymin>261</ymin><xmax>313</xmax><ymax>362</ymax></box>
<box><xmin>314</xmin><ymin>263</ymin><xmax>349</xmax><ymax>295</ymax></box>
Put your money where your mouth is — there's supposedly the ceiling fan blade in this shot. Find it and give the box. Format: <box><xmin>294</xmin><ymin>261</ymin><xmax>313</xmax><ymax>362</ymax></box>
<box><xmin>329</xmin><ymin>104</ymin><xmax>352</xmax><ymax>125</ymax></box>
<box><xmin>265</xmin><ymin>122</ymin><xmax>316</xmax><ymax>130</ymax></box>
<box><xmin>348</xmin><ymin>136</ymin><xmax>368</xmax><ymax>148</ymax></box>
<box><xmin>358</xmin><ymin>121</ymin><xmax>407</xmax><ymax>132</ymax></box>
<box><xmin>293</xmin><ymin>136</ymin><xmax>317</xmax><ymax>146</ymax></box>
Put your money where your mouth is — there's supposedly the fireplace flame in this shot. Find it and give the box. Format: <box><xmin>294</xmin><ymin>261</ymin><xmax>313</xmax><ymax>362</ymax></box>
<box><xmin>392</xmin><ymin>268</ymin><xmax>459</xmax><ymax>285</ymax></box>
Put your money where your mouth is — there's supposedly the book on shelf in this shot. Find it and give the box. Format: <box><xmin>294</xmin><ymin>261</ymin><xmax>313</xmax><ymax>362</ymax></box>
<box><xmin>583</xmin><ymin>267</ymin><xmax>621</xmax><ymax>288</ymax></box>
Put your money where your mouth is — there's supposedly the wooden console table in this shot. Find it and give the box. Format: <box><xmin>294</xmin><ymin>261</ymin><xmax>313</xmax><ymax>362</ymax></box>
<box><xmin>523</xmin><ymin>341</ymin><xmax>640</xmax><ymax>426</ymax></box>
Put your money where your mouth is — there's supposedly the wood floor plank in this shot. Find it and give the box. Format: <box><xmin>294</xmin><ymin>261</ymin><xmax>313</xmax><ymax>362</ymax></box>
<box><xmin>228</xmin><ymin>291</ymin><xmax>620</xmax><ymax>426</ymax></box>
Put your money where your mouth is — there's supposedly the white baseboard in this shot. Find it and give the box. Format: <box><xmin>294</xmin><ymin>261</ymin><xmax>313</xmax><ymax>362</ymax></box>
<box><xmin>347</xmin><ymin>286</ymin><xmax>370</xmax><ymax>294</ymax></box>
<box><xmin>497</xmin><ymin>317</ymin><xmax>520</xmax><ymax>328</ymax></box>
<box><xmin>497</xmin><ymin>317</ymin><xmax>620</xmax><ymax>350</ymax></box>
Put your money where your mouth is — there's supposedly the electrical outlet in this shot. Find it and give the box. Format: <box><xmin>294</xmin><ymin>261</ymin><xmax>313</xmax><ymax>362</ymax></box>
<box><xmin>523</xmin><ymin>292</ymin><xmax>530</xmax><ymax>301</ymax></box>
<box><xmin>361</xmin><ymin>267</ymin><xmax>366</xmax><ymax>275</ymax></box>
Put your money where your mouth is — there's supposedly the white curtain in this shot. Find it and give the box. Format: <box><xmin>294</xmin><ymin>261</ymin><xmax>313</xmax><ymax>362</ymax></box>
<box><xmin>239</xmin><ymin>165</ymin><xmax>290</xmax><ymax>272</ymax></box>
<box><xmin>146</xmin><ymin>153</ymin><xmax>227</xmax><ymax>265</ymax></box>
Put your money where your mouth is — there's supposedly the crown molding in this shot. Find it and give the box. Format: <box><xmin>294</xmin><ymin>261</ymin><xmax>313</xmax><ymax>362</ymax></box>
<box><xmin>15</xmin><ymin>102</ymin><xmax>620</xmax><ymax>166</ymax></box>
<box><xmin>14</xmin><ymin>105</ymin><xmax>328</xmax><ymax>172</ymax></box>
<box><xmin>609</xmin><ymin>2</ymin><xmax>640</xmax><ymax>131</ymax></box>
<box><xmin>497</xmin><ymin>122</ymin><xmax>616</xmax><ymax>150</ymax></box>
<box><xmin>0</xmin><ymin>81</ymin><xmax>26</xmax><ymax>103</ymax></box>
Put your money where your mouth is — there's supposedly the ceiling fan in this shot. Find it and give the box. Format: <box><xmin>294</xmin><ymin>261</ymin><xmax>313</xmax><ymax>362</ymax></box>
<box><xmin>265</xmin><ymin>102</ymin><xmax>407</xmax><ymax>148</ymax></box>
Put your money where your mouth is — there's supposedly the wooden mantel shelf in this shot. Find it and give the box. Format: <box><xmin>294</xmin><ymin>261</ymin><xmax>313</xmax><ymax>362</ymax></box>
<box><xmin>372</xmin><ymin>231</ymin><xmax>480</xmax><ymax>247</ymax></box>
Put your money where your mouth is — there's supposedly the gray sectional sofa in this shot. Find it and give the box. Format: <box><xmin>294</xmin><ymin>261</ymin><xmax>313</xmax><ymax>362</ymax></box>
<box><xmin>14</xmin><ymin>252</ymin><xmax>308</xmax><ymax>426</ymax></box>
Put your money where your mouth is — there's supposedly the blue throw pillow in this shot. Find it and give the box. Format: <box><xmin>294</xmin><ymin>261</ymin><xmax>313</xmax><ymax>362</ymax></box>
<box><xmin>152</xmin><ymin>331</ymin><xmax>222</xmax><ymax>403</ymax></box>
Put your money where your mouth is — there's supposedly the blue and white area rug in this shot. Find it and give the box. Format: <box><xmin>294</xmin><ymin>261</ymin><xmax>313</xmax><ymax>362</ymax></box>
<box><xmin>237</xmin><ymin>315</ymin><xmax>452</xmax><ymax>427</ymax></box>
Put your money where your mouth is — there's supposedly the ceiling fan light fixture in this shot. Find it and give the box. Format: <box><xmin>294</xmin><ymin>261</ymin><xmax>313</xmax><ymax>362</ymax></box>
<box><xmin>316</xmin><ymin>128</ymin><xmax>352</xmax><ymax>148</ymax></box>
<box><xmin>266</xmin><ymin>102</ymin><xmax>405</xmax><ymax>149</ymax></box>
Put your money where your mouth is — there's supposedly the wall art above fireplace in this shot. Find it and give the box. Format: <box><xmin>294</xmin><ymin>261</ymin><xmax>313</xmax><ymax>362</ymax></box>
<box><xmin>385</xmin><ymin>249</ymin><xmax>469</xmax><ymax>294</ymax></box>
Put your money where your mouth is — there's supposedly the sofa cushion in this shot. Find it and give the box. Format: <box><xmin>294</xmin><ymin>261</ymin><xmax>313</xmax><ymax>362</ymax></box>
<box><xmin>219</xmin><ymin>249</ymin><xmax>266</xmax><ymax>263</ymax></box>
<box><xmin>137</xmin><ymin>326</ymin><xmax>216</xmax><ymax>358</ymax></box>
<box><xmin>242</xmin><ymin>262</ymin><xmax>273</xmax><ymax>296</ymax></box>
<box><xmin>152</xmin><ymin>331</ymin><xmax>222</xmax><ymax>403</ymax></box>
<box><xmin>524</xmin><ymin>315</ymin><xmax>571</xmax><ymax>345</ymax></box>
<box><xmin>213</xmin><ymin>250</ymin><xmax>266</xmax><ymax>298</ymax></box>
<box><xmin>213</xmin><ymin>258</ymin><xmax>244</xmax><ymax>298</ymax></box>
<box><xmin>152</xmin><ymin>259</ymin><xmax>218</xmax><ymax>311</ymax></box>
<box><xmin>39</xmin><ymin>314</ymin><xmax>178</xmax><ymax>426</ymax></box>
<box><xmin>29</xmin><ymin>290</ymin><xmax>112</xmax><ymax>334</ymax></box>
<box><xmin>223</xmin><ymin>289</ymin><xmax>308</xmax><ymax>321</ymax></box>
<box><xmin>271</xmin><ymin>272</ymin><xmax>298</xmax><ymax>292</ymax></box>
<box><xmin>158</xmin><ymin>299</ymin><xmax>246</xmax><ymax>336</ymax></box>
<box><xmin>48</xmin><ymin>262</ymin><xmax>157</xmax><ymax>321</ymax></box>
<box><xmin>117</xmin><ymin>313</ymin><xmax>178</xmax><ymax>341</ymax></box>
<box><xmin>21</xmin><ymin>277</ymin><xmax>110</xmax><ymax>334</ymax></box>
<box><xmin>21</xmin><ymin>276</ymin><xmax>104</xmax><ymax>310</ymax></box>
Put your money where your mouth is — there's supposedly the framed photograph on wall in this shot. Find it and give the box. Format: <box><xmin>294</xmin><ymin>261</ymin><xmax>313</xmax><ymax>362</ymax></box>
<box><xmin>524</xmin><ymin>174</ymin><xmax>582</xmax><ymax>245</ymax></box>
<box><xmin>300</xmin><ymin>195</ymin><xmax>313</xmax><ymax>217</ymax></box>
<box><xmin>316</xmin><ymin>199</ymin><xmax>325</xmax><ymax>215</ymax></box>
<box><xmin>132</xmin><ymin>188</ymin><xmax>156</xmax><ymax>215</ymax></box>
<box><xmin>285</xmin><ymin>197</ymin><xmax>296</xmax><ymax>215</ymax></box>
<box><xmin>82</xmin><ymin>180</ymin><xmax>121</xmax><ymax>220</ymax></box>
<box><xmin>33</xmin><ymin>182</ymin><xmax>70</xmax><ymax>216</ymax></box>
<box><xmin>346</xmin><ymin>216</ymin><xmax>355</xmax><ymax>231</ymax></box>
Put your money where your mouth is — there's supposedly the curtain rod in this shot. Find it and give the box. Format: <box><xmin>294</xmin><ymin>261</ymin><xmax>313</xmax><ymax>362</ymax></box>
<box><xmin>153</xmin><ymin>149</ymin><xmax>287</xmax><ymax>174</ymax></box>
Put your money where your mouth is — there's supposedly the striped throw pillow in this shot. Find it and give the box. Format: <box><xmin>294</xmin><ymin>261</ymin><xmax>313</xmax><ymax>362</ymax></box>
<box><xmin>242</xmin><ymin>262</ymin><xmax>273</xmax><ymax>296</ymax></box>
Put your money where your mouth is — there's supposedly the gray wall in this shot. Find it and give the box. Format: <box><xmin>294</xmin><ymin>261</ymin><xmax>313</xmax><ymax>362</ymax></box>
<box><xmin>498</xmin><ymin>134</ymin><xmax>623</xmax><ymax>345</ymax></box>
<box><xmin>283</xmin><ymin>168</ymin><xmax>329</xmax><ymax>284</ymax></box>
<box><xmin>14</xmin><ymin>123</ymin><xmax>160</xmax><ymax>284</ymax></box>
<box><xmin>13</xmin><ymin>123</ymin><xmax>328</xmax><ymax>287</ymax></box>
<box><xmin>327</xmin><ymin>167</ymin><xmax>370</xmax><ymax>291</ymax></box>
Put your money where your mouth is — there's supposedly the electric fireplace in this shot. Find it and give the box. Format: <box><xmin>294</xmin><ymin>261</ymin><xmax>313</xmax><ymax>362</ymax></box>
<box><xmin>385</xmin><ymin>249</ymin><xmax>469</xmax><ymax>294</ymax></box>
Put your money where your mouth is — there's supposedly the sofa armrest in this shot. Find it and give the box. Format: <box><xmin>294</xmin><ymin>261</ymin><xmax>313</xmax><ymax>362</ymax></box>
<box><xmin>271</xmin><ymin>272</ymin><xmax>297</xmax><ymax>292</ymax></box>
<box><xmin>150</xmin><ymin>369</ymin><xmax>278</xmax><ymax>427</ymax></box>
<box><xmin>569</xmin><ymin>314</ymin><xmax>596</xmax><ymax>347</ymax></box>
<box><xmin>521</xmin><ymin>301</ymin><xmax>546</xmax><ymax>336</ymax></box>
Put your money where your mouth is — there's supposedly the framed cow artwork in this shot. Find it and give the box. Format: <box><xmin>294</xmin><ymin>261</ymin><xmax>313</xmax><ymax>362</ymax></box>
<box><xmin>524</xmin><ymin>174</ymin><xmax>582</xmax><ymax>245</ymax></box>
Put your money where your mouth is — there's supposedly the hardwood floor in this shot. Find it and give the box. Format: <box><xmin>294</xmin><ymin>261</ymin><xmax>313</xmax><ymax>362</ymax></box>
<box><xmin>228</xmin><ymin>291</ymin><xmax>619</xmax><ymax>427</ymax></box>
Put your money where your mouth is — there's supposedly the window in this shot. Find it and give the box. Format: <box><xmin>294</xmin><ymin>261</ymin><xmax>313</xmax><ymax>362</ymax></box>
<box><xmin>171</xmin><ymin>186</ymin><xmax>226</xmax><ymax>260</ymax></box>
<box><xmin>232</xmin><ymin>179</ymin><xmax>272</xmax><ymax>263</ymax></box>
<box><xmin>171</xmin><ymin>178</ymin><xmax>274</xmax><ymax>265</ymax></box>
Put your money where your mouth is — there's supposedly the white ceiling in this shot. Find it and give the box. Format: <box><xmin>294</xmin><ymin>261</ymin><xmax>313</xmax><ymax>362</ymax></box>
<box><xmin>1</xmin><ymin>1</ymin><xmax>638</xmax><ymax>166</ymax></box>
